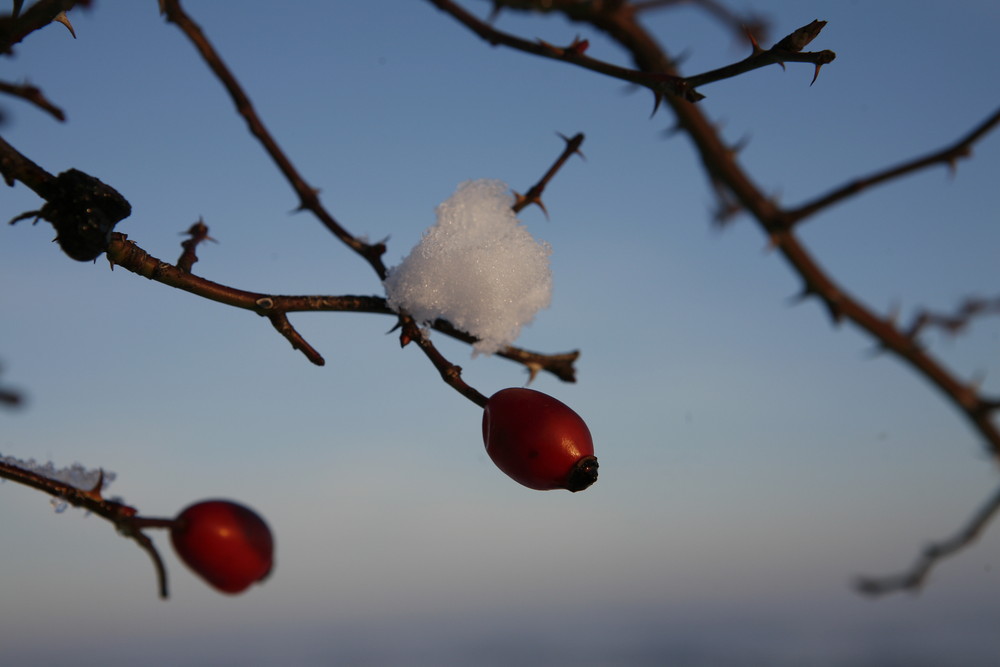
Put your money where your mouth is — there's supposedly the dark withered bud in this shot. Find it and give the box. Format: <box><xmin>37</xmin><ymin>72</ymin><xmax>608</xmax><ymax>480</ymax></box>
<box><xmin>39</xmin><ymin>169</ymin><xmax>131</xmax><ymax>261</ymax></box>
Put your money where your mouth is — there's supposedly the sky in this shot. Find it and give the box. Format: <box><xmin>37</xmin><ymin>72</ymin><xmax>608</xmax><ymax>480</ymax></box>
<box><xmin>1</xmin><ymin>1</ymin><xmax>999</xmax><ymax>665</ymax></box>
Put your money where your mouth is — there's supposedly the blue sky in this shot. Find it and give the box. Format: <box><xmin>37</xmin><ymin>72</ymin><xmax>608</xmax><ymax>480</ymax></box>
<box><xmin>2</xmin><ymin>1</ymin><xmax>999</xmax><ymax>665</ymax></box>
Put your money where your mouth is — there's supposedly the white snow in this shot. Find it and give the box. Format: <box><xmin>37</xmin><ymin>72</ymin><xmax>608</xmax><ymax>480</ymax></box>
<box><xmin>0</xmin><ymin>453</ymin><xmax>114</xmax><ymax>492</ymax></box>
<box><xmin>383</xmin><ymin>179</ymin><xmax>553</xmax><ymax>355</ymax></box>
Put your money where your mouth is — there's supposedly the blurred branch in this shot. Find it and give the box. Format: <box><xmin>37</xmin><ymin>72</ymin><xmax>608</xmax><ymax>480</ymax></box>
<box><xmin>905</xmin><ymin>295</ymin><xmax>1000</xmax><ymax>340</ymax></box>
<box><xmin>0</xmin><ymin>80</ymin><xmax>65</xmax><ymax>121</ymax></box>
<box><xmin>0</xmin><ymin>0</ymin><xmax>86</xmax><ymax>53</ymax></box>
<box><xmin>433</xmin><ymin>0</ymin><xmax>1000</xmax><ymax>583</ymax></box>
<box><xmin>786</xmin><ymin>106</ymin><xmax>1000</xmax><ymax>225</ymax></box>
<box><xmin>0</xmin><ymin>457</ymin><xmax>172</xmax><ymax>598</ymax></box>
<box><xmin>856</xmin><ymin>484</ymin><xmax>1000</xmax><ymax>596</ymax></box>
<box><xmin>176</xmin><ymin>219</ymin><xmax>215</xmax><ymax>273</ymax></box>
<box><xmin>0</xmin><ymin>133</ymin><xmax>55</xmax><ymax>193</ymax></box>
<box><xmin>0</xmin><ymin>363</ymin><xmax>23</xmax><ymax>406</ymax></box>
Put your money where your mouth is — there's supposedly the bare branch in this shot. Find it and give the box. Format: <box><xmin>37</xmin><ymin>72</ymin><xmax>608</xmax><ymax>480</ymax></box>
<box><xmin>0</xmin><ymin>456</ymin><xmax>172</xmax><ymax>598</ymax></box>
<box><xmin>683</xmin><ymin>20</ymin><xmax>836</xmax><ymax>91</ymax></box>
<box><xmin>158</xmin><ymin>0</ymin><xmax>389</xmax><ymax>279</ymax></box>
<box><xmin>787</xmin><ymin>106</ymin><xmax>1000</xmax><ymax>225</ymax></box>
<box><xmin>0</xmin><ymin>80</ymin><xmax>66</xmax><ymax>121</ymax></box>
<box><xmin>428</xmin><ymin>0</ymin><xmax>697</xmax><ymax>100</ymax></box>
<box><xmin>176</xmin><ymin>219</ymin><xmax>216</xmax><ymax>273</ymax></box>
<box><xmin>856</xmin><ymin>484</ymin><xmax>1000</xmax><ymax>596</ymax></box>
<box><xmin>105</xmin><ymin>233</ymin><xmax>578</xmax><ymax>380</ymax></box>
<box><xmin>0</xmin><ymin>0</ymin><xmax>86</xmax><ymax>53</ymax></box>
<box><xmin>512</xmin><ymin>132</ymin><xmax>585</xmax><ymax>216</ymax></box>
<box><xmin>905</xmin><ymin>295</ymin><xmax>1000</xmax><ymax>340</ymax></box>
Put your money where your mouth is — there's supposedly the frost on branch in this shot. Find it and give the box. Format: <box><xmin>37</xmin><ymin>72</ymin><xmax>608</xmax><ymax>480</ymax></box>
<box><xmin>0</xmin><ymin>453</ymin><xmax>114</xmax><ymax>492</ymax></box>
<box><xmin>384</xmin><ymin>179</ymin><xmax>553</xmax><ymax>355</ymax></box>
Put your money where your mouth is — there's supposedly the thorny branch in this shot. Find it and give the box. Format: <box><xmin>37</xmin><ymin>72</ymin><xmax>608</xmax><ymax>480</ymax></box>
<box><xmin>104</xmin><ymin>232</ymin><xmax>578</xmax><ymax>381</ymax></box>
<box><xmin>3</xmin><ymin>0</ymin><xmax>999</xmax><ymax>597</ymax></box>
<box><xmin>0</xmin><ymin>457</ymin><xmax>174</xmax><ymax>598</ymax></box>
<box><xmin>433</xmin><ymin>0</ymin><xmax>1000</xmax><ymax>589</ymax></box>
<box><xmin>786</xmin><ymin>107</ymin><xmax>1000</xmax><ymax>226</ymax></box>
<box><xmin>856</xmin><ymin>484</ymin><xmax>1000</xmax><ymax>596</ymax></box>
<box><xmin>157</xmin><ymin>0</ymin><xmax>579</xmax><ymax>402</ymax></box>
<box><xmin>0</xmin><ymin>80</ymin><xmax>65</xmax><ymax>120</ymax></box>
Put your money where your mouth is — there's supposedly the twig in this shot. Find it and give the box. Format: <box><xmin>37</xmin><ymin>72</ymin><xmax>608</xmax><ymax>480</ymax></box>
<box><xmin>0</xmin><ymin>0</ymin><xmax>86</xmax><ymax>53</ymax></box>
<box><xmin>158</xmin><ymin>0</ymin><xmax>388</xmax><ymax>278</ymax></box>
<box><xmin>0</xmin><ymin>457</ymin><xmax>172</xmax><ymax>598</ymax></box>
<box><xmin>176</xmin><ymin>219</ymin><xmax>215</xmax><ymax>273</ymax></box>
<box><xmin>786</xmin><ymin>106</ymin><xmax>1000</xmax><ymax>225</ymax></box>
<box><xmin>159</xmin><ymin>0</ymin><xmax>580</xmax><ymax>405</ymax></box>
<box><xmin>682</xmin><ymin>20</ymin><xmax>836</xmax><ymax>91</ymax></box>
<box><xmin>512</xmin><ymin>132</ymin><xmax>585</xmax><ymax>216</ymax></box>
<box><xmin>106</xmin><ymin>233</ymin><xmax>578</xmax><ymax>379</ymax></box>
<box><xmin>856</xmin><ymin>484</ymin><xmax>1000</xmax><ymax>596</ymax></box>
<box><xmin>0</xmin><ymin>80</ymin><xmax>66</xmax><ymax>121</ymax></box>
<box><xmin>433</xmin><ymin>0</ymin><xmax>1000</xmax><ymax>582</ymax></box>
<box><xmin>428</xmin><ymin>0</ymin><xmax>697</xmax><ymax>101</ymax></box>
<box><xmin>905</xmin><ymin>295</ymin><xmax>1000</xmax><ymax>340</ymax></box>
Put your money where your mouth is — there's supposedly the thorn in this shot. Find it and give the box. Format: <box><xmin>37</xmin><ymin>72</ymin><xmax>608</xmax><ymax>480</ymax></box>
<box><xmin>513</xmin><ymin>191</ymin><xmax>548</xmax><ymax>218</ymax></box>
<box><xmin>53</xmin><ymin>11</ymin><xmax>76</xmax><ymax>39</ymax></box>
<box><xmin>13</xmin><ymin>0</ymin><xmax>24</xmax><ymax>19</ymax></box>
<box><xmin>728</xmin><ymin>134</ymin><xmax>751</xmax><ymax>155</ymax></box>
<box><xmin>660</xmin><ymin>122</ymin><xmax>682</xmax><ymax>139</ymax></box>
<box><xmin>650</xmin><ymin>92</ymin><xmax>663</xmax><ymax>118</ymax></box>
<box><xmin>81</xmin><ymin>469</ymin><xmax>105</xmax><ymax>501</ymax></box>
<box><xmin>886</xmin><ymin>301</ymin><xmax>901</xmax><ymax>326</ymax></box>
<box><xmin>744</xmin><ymin>25</ymin><xmax>762</xmax><ymax>55</ymax></box>
<box><xmin>524</xmin><ymin>363</ymin><xmax>541</xmax><ymax>386</ymax></box>
<box><xmin>810</xmin><ymin>63</ymin><xmax>823</xmax><ymax>86</ymax></box>
<box><xmin>557</xmin><ymin>132</ymin><xmax>586</xmax><ymax>160</ymax></box>
<box><xmin>567</xmin><ymin>36</ymin><xmax>589</xmax><ymax>56</ymax></box>
<box><xmin>535</xmin><ymin>198</ymin><xmax>549</xmax><ymax>219</ymax></box>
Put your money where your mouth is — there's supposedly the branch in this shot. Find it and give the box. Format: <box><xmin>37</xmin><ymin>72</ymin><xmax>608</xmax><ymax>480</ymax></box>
<box><xmin>158</xmin><ymin>0</ymin><xmax>389</xmax><ymax>279</ymax></box>
<box><xmin>0</xmin><ymin>363</ymin><xmax>23</xmax><ymax>406</ymax></box>
<box><xmin>856</xmin><ymin>484</ymin><xmax>1000</xmax><ymax>596</ymax></box>
<box><xmin>905</xmin><ymin>294</ymin><xmax>1000</xmax><ymax>340</ymax></box>
<box><xmin>159</xmin><ymin>0</ymin><xmax>580</xmax><ymax>404</ymax></box>
<box><xmin>176</xmin><ymin>218</ymin><xmax>215</xmax><ymax>273</ymax></box>
<box><xmin>105</xmin><ymin>233</ymin><xmax>578</xmax><ymax>380</ymax></box>
<box><xmin>512</xmin><ymin>132</ymin><xmax>585</xmax><ymax>216</ymax></box>
<box><xmin>0</xmin><ymin>456</ymin><xmax>173</xmax><ymax>598</ymax></box>
<box><xmin>682</xmin><ymin>20</ymin><xmax>836</xmax><ymax>91</ymax></box>
<box><xmin>428</xmin><ymin>0</ymin><xmax>698</xmax><ymax>101</ymax></box>
<box><xmin>0</xmin><ymin>80</ymin><xmax>66</xmax><ymax>121</ymax></box>
<box><xmin>435</xmin><ymin>0</ymin><xmax>1000</xmax><ymax>587</ymax></box>
<box><xmin>786</xmin><ymin>106</ymin><xmax>1000</xmax><ymax>225</ymax></box>
<box><xmin>0</xmin><ymin>0</ymin><xmax>85</xmax><ymax>53</ymax></box>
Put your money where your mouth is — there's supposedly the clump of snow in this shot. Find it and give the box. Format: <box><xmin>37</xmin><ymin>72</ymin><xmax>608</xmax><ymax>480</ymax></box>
<box><xmin>0</xmin><ymin>453</ymin><xmax>114</xmax><ymax>492</ymax></box>
<box><xmin>384</xmin><ymin>179</ymin><xmax>553</xmax><ymax>355</ymax></box>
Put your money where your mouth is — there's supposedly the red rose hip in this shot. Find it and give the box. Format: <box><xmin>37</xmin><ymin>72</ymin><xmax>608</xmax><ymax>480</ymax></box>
<box><xmin>483</xmin><ymin>388</ymin><xmax>598</xmax><ymax>491</ymax></box>
<box><xmin>170</xmin><ymin>499</ymin><xmax>274</xmax><ymax>594</ymax></box>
